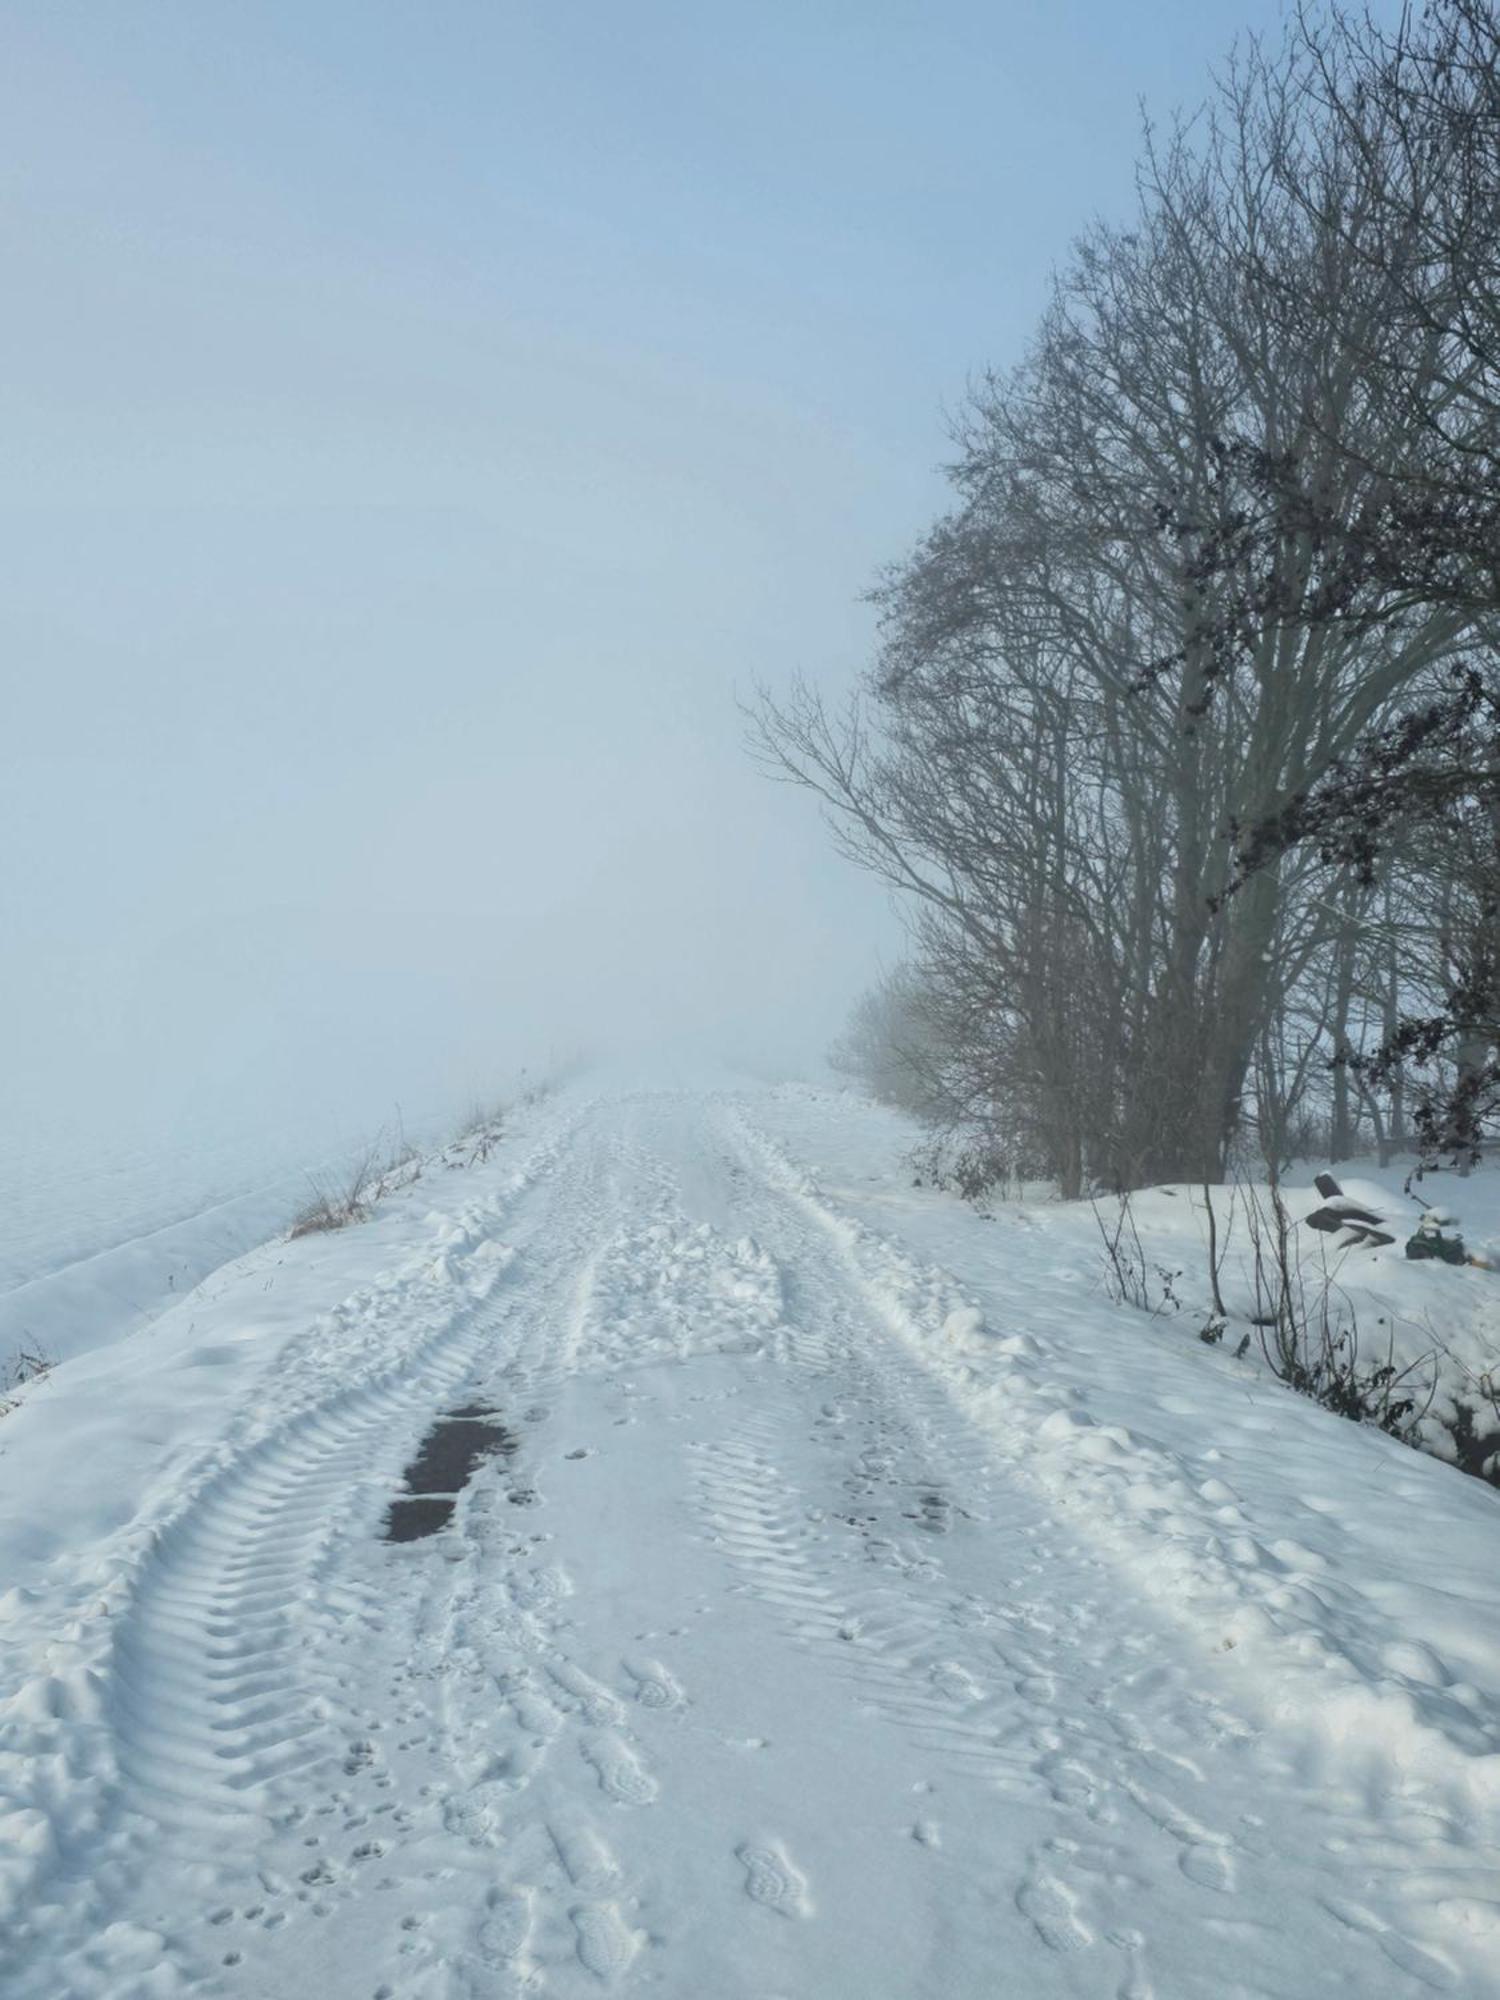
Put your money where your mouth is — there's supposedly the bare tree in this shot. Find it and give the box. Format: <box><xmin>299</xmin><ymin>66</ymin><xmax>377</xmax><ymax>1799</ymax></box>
<box><xmin>756</xmin><ymin>22</ymin><xmax>1473</xmax><ymax>1190</ymax></box>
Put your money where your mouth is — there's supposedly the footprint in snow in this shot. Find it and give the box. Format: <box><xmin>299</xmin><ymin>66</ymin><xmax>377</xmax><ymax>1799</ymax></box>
<box><xmin>476</xmin><ymin>1888</ymin><xmax>534</xmax><ymax>1967</ymax></box>
<box><xmin>1017</xmin><ymin>1869</ymin><xmax>1092</xmax><ymax>1953</ymax></box>
<box><xmin>549</xmin><ymin>1658</ymin><xmax>626</xmax><ymax>1725</ymax></box>
<box><xmin>445</xmin><ymin>1781</ymin><xmax>510</xmax><ymax>1846</ymax></box>
<box><xmin>582</xmin><ymin>1734</ymin><xmax>658</xmax><ymax>1806</ymax></box>
<box><xmin>1179</xmin><ymin>1842</ymin><xmax>1236</xmax><ymax>1893</ymax></box>
<box><xmin>549</xmin><ymin>1818</ymin><xmax>622</xmax><ymax>1894</ymax></box>
<box><xmin>737</xmin><ymin>1841</ymin><xmax>812</xmax><ymax>1918</ymax></box>
<box><xmin>623</xmin><ymin>1657</ymin><xmax>686</xmax><ymax>1711</ymax></box>
<box><xmin>1124</xmin><ymin>1781</ymin><xmax>1235</xmax><ymax>1892</ymax></box>
<box><xmin>571</xmin><ymin>1902</ymin><xmax>642</xmax><ymax>1981</ymax></box>
<box><xmin>509</xmin><ymin>1564</ymin><xmax>571</xmax><ymax>1611</ymax></box>
<box><xmin>929</xmin><ymin>1660</ymin><xmax>984</xmax><ymax>1703</ymax></box>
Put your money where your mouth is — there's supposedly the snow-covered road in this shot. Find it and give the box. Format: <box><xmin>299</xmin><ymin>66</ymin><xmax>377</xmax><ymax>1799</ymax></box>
<box><xmin>5</xmin><ymin>1089</ymin><xmax>1499</xmax><ymax>1997</ymax></box>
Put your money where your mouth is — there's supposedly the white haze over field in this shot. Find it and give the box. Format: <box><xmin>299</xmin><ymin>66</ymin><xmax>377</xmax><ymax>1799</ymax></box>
<box><xmin>1</xmin><ymin>0</ymin><xmax>1352</xmax><ymax>1164</ymax></box>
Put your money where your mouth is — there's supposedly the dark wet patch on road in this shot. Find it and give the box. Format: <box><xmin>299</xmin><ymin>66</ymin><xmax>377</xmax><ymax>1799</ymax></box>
<box><xmin>384</xmin><ymin>1404</ymin><xmax>517</xmax><ymax>1542</ymax></box>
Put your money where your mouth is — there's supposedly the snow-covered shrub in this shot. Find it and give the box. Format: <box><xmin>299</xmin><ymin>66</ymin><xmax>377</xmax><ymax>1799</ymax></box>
<box><xmin>0</xmin><ymin>1344</ymin><xmax>54</xmax><ymax>1417</ymax></box>
<box><xmin>288</xmin><ymin>1148</ymin><xmax>378</xmax><ymax>1238</ymax></box>
<box><xmin>1238</xmin><ymin>1185</ymin><xmax>1437</xmax><ymax>1443</ymax></box>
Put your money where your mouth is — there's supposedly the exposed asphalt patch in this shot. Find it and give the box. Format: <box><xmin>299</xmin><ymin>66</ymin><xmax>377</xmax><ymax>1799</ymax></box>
<box><xmin>384</xmin><ymin>1404</ymin><xmax>517</xmax><ymax>1543</ymax></box>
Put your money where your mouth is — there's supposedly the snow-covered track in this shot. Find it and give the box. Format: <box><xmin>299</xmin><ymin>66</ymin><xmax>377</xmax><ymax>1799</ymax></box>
<box><xmin>5</xmin><ymin>1089</ymin><xmax>1497</xmax><ymax>2000</ymax></box>
<box><xmin>106</xmin><ymin>1312</ymin><xmax>497</xmax><ymax>1832</ymax></box>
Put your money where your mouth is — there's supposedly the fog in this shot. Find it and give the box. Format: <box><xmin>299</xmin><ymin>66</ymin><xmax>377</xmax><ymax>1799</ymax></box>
<box><xmin>2</xmin><ymin>0</ymin><xmax>1299</xmax><ymax>1155</ymax></box>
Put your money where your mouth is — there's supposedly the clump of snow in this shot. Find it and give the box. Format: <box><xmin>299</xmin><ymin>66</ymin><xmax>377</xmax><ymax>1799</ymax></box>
<box><xmin>941</xmin><ymin>1305</ymin><xmax>985</xmax><ymax>1347</ymax></box>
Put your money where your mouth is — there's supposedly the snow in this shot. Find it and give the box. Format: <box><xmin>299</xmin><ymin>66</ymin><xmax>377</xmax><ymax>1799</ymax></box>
<box><xmin>955</xmin><ymin>1151</ymin><xmax>1500</xmax><ymax>1476</ymax></box>
<box><xmin>0</xmin><ymin>1099</ymin><xmax>498</xmax><ymax>1377</ymax></box>
<box><xmin>2</xmin><ymin>1082</ymin><xmax>1499</xmax><ymax>1996</ymax></box>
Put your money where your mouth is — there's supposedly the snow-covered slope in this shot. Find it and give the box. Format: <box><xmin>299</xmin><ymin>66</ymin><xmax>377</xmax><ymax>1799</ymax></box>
<box><xmin>0</xmin><ymin>1105</ymin><xmax>459</xmax><ymax>1375</ymax></box>
<box><xmin>967</xmin><ymin>1147</ymin><xmax>1500</xmax><ymax>1478</ymax></box>
<box><xmin>2</xmin><ymin>1084</ymin><xmax>1497</xmax><ymax>1997</ymax></box>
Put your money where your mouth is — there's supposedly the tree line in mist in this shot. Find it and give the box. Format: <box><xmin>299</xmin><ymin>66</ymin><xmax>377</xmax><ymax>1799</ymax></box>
<box><xmin>758</xmin><ymin>1</ymin><xmax>1500</xmax><ymax>1197</ymax></box>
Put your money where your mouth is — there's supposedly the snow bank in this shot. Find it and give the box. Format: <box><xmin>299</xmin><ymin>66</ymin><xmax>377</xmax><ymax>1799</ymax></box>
<box><xmin>0</xmin><ymin>1090</ymin><xmax>542</xmax><ymax>1377</ymax></box>
<box><xmin>739</xmin><ymin>1088</ymin><xmax>1500</xmax><ymax>1821</ymax></box>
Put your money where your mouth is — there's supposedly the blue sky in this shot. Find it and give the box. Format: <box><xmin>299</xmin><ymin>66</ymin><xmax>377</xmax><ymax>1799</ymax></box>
<box><xmin>1</xmin><ymin>0</ymin><xmax>1353</xmax><ymax>1142</ymax></box>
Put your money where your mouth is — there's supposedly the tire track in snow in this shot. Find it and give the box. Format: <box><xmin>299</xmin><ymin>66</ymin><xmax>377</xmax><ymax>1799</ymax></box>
<box><xmin>15</xmin><ymin>1090</ymin><xmax>1472</xmax><ymax>2000</ymax></box>
<box><xmin>109</xmin><ymin>1312</ymin><xmax>502</xmax><ymax>1832</ymax></box>
<box><xmin>691</xmin><ymin>1416</ymin><xmax>1050</xmax><ymax>1797</ymax></box>
<box><xmin>687</xmin><ymin>1110</ymin><xmax>1284</xmax><ymax>1989</ymax></box>
<box><xmin>714</xmin><ymin>1103</ymin><xmax>1500</xmax><ymax>1996</ymax></box>
<box><xmin>2</xmin><ymin>1119</ymin><xmax>589</xmax><ymax>1997</ymax></box>
<box><xmin>404</xmin><ymin>1124</ymin><xmax>681</xmax><ymax>1994</ymax></box>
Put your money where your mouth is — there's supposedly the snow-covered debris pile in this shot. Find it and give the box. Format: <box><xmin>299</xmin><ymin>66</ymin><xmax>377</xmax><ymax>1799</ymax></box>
<box><xmin>1302</xmin><ymin>1172</ymin><xmax>1395</xmax><ymax>1249</ymax></box>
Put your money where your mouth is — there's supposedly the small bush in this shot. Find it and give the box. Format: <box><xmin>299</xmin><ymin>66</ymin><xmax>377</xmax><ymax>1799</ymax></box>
<box><xmin>1</xmin><ymin>1344</ymin><xmax>54</xmax><ymax>1418</ymax></box>
<box><xmin>7</xmin><ymin>1345</ymin><xmax>53</xmax><ymax>1386</ymax></box>
<box><xmin>286</xmin><ymin>1076</ymin><xmax>550</xmax><ymax>1241</ymax></box>
<box><xmin>370</xmin><ymin>1138</ymin><xmax>423</xmax><ymax>1201</ymax></box>
<box><xmin>288</xmin><ymin>1149</ymin><xmax>377</xmax><ymax>1239</ymax></box>
<box><xmin>1094</xmin><ymin>1182</ymin><xmax>1441</xmax><ymax>1454</ymax></box>
<box><xmin>456</xmin><ymin>1102</ymin><xmax>506</xmax><ymax>1165</ymax></box>
<box><xmin>912</xmin><ymin>1134</ymin><xmax>1018</xmax><ymax>1205</ymax></box>
<box><xmin>1091</xmin><ymin>1191</ymin><xmax>1179</xmax><ymax>1314</ymax></box>
<box><xmin>1240</xmin><ymin>1186</ymin><xmax>1436</xmax><ymax>1444</ymax></box>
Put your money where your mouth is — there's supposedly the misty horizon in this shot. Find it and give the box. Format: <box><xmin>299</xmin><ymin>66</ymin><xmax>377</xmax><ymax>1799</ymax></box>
<box><xmin>0</xmin><ymin>0</ymin><xmax>1323</xmax><ymax>1156</ymax></box>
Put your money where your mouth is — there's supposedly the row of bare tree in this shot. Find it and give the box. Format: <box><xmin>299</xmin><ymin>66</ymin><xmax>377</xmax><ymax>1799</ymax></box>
<box><xmin>756</xmin><ymin>2</ymin><xmax>1500</xmax><ymax>1196</ymax></box>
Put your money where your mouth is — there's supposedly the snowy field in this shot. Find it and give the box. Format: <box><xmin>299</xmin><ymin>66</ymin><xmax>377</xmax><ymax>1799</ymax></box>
<box><xmin>2</xmin><ymin>1081</ymin><xmax>1498</xmax><ymax>1998</ymax></box>
<box><xmin>0</xmin><ymin>1096</ymin><xmax>492</xmax><ymax>1378</ymax></box>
